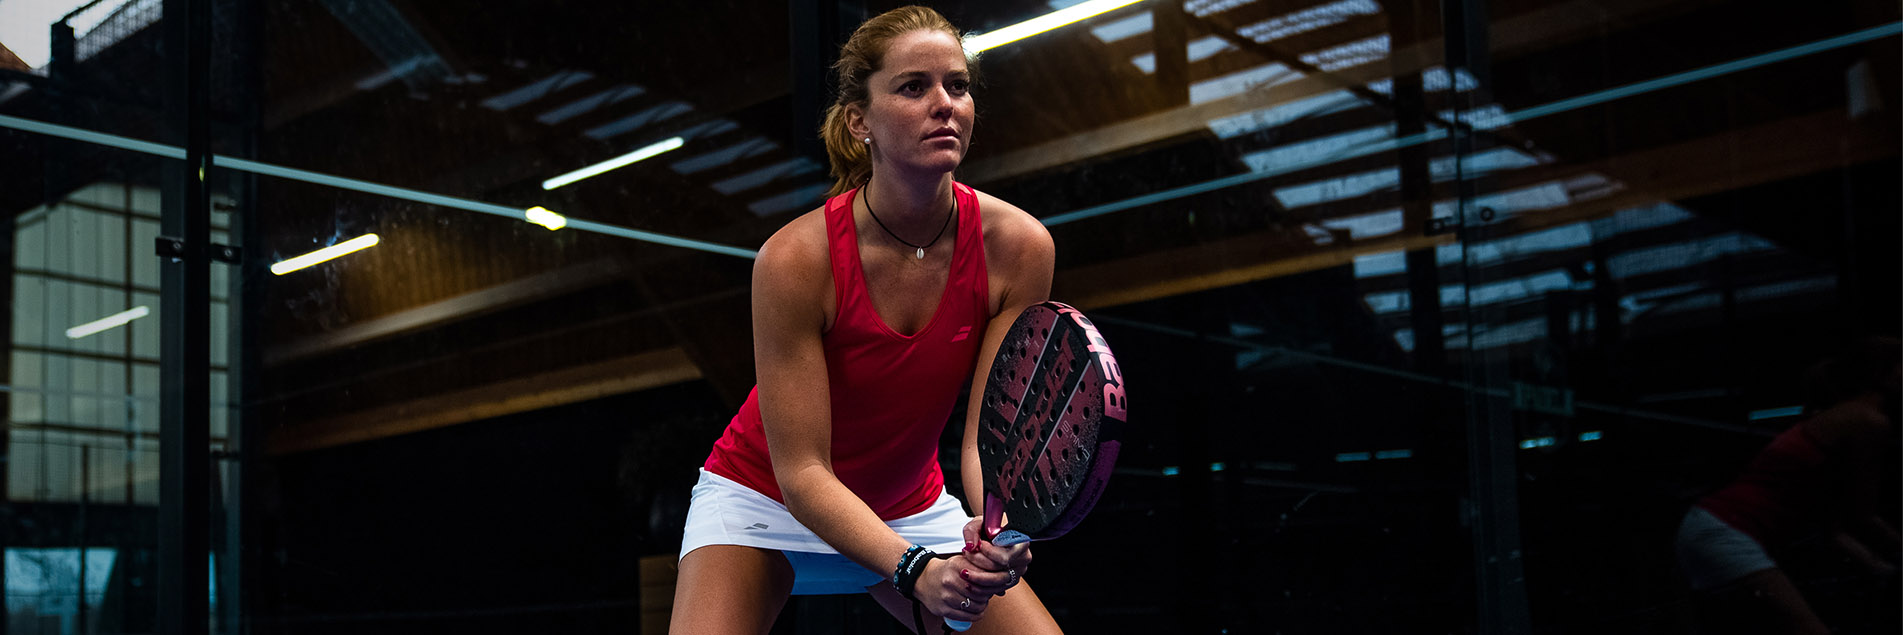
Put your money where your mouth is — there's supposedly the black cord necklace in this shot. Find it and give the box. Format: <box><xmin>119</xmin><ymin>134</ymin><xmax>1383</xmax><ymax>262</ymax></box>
<box><xmin>863</xmin><ymin>180</ymin><xmax>956</xmax><ymax>260</ymax></box>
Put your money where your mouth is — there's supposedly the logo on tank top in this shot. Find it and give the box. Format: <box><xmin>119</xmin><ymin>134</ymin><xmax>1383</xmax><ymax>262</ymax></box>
<box><xmin>951</xmin><ymin>326</ymin><xmax>973</xmax><ymax>343</ymax></box>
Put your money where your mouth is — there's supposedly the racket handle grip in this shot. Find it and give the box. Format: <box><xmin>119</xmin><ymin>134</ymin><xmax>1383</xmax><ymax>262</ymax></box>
<box><xmin>991</xmin><ymin>530</ymin><xmax>1030</xmax><ymax>546</ymax></box>
<box><xmin>944</xmin><ymin>530</ymin><xmax>1034</xmax><ymax>631</ymax></box>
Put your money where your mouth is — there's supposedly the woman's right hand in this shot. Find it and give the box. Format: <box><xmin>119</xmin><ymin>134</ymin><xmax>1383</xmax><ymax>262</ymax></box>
<box><xmin>916</xmin><ymin>555</ymin><xmax>1009</xmax><ymax>622</ymax></box>
<box><xmin>960</xmin><ymin>518</ymin><xmax>1031</xmax><ymax>592</ymax></box>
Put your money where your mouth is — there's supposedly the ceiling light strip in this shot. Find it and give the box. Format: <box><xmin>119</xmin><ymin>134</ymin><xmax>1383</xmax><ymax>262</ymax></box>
<box><xmin>0</xmin><ymin>116</ymin><xmax>756</xmax><ymax>259</ymax></box>
<box><xmin>964</xmin><ymin>0</ymin><xmax>1147</xmax><ymax>54</ymax></box>
<box><xmin>542</xmin><ymin>136</ymin><xmax>685</xmax><ymax>190</ymax></box>
<box><xmin>525</xmin><ymin>206</ymin><xmax>567</xmax><ymax>230</ymax></box>
<box><xmin>1039</xmin><ymin>21</ymin><xmax>1900</xmax><ymax>227</ymax></box>
<box><xmin>65</xmin><ymin>306</ymin><xmax>151</xmax><ymax>339</ymax></box>
<box><xmin>270</xmin><ymin>233</ymin><xmax>381</xmax><ymax>275</ymax></box>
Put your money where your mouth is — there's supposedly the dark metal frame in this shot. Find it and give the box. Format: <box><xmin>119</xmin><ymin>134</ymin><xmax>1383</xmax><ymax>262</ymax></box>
<box><xmin>1438</xmin><ymin>0</ymin><xmax>1533</xmax><ymax>633</ymax></box>
<box><xmin>159</xmin><ymin>0</ymin><xmax>212</xmax><ymax>634</ymax></box>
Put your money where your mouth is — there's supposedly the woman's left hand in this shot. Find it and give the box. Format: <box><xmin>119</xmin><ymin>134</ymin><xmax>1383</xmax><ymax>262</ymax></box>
<box><xmin>960</xmin><ymin>517</ymin><xmax>1030</xmax><ymax>596</ymax></box>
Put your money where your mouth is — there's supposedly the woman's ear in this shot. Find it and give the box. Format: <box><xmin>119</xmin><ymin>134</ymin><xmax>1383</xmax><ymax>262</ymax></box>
<box><xmin>845</xmin><ymin>103</ymin><xmax>870</xmax><ymax>140</ymax></box>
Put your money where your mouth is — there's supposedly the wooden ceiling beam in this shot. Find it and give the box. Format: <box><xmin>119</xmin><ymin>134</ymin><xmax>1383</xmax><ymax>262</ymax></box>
<box><xmin>962</xmin><ymin>0</ymin><xmax>1693</xmax><ymax>186</ymax></box>
<box><xmin>263</xmin><ymin>257</ymin><xmax>634</xmax><ymax>367</ymax></box>
<box><xmin>1056</xmin><ymin>108</ymin><xmax>1892</xmax><ymax>311</ymax></box>
<box><xmin>265</xmin><ymin>346</ymin><xmax>700</xmax><ymax>455</ymax></box>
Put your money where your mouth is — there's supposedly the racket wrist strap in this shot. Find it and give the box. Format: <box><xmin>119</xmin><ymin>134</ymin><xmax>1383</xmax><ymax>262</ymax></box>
<box><xmin>892</xmin><ymin>544</ymin><xmax>934</xmax><ymax>601</ymax></box>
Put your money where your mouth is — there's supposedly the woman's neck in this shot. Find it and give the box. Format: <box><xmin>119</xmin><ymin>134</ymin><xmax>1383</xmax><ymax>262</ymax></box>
<box><xmin>861</xmin><ymin>172</ymin><xmax>955</xmax><ymax>236</ymax></box>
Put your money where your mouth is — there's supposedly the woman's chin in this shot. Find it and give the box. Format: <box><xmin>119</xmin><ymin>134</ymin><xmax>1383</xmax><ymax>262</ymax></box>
<box><xmin>889</xmin><ymin>155</ymin><xmax>965</xmax><ymax>178</ymax></box>
<box><xmin>879</xmin><ymin>161</ymin><xmax>959</xmax><ymax>180</ymax></box>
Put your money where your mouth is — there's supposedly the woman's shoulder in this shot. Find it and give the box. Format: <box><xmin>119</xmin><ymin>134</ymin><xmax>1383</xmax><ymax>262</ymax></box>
<box><xmin>1802</xmin><ymin>399</ymin><xmax>1895</xmax><ymax>457</ymax></box>
<box><xmin>967</xmin><ymin>186</ymin><xmax>1052</xmax><ymax>252</ymax></box>
<box><xmin>755</xmin><ymin>207</ymin><xmax>834</xmax><ymax>285</ymax></box>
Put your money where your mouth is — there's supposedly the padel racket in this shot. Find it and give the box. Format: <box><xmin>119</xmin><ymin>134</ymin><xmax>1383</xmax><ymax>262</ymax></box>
<box><xmin>947</xmin><ymin>301</ymin><xmax>1126</xmax><ymax>631</ymax></box>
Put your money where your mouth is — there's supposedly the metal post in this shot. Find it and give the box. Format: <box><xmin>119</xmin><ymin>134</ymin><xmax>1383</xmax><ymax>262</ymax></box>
<box><xmin>160</xmin><ymin>0</ymin><xmax>212</xmax><ymax>634</ymax></box>
<box><xmin>0</xmin><ymin>141</ymin><xmax>13</xmax><ymax>635</ymax></box>
<box><xmin>1171</xmin><ymin>300</ymin><xmax>1221</xmax><ymax>633</ymax></box>
<box><xmin>1388</xmin><ymin>0</ymin><xmax>1448</xmax><ymax>380</ymax></box>
<box><xmin>1440</xmin><ymin>0</ymin><xmax>1531</xmax><ymax>632</ymax></box>
<box><xmin>48</xmin><ymin>21</ymin><xmax>76</xmax><ymax>81</ymax></box>
<box><xmin>226</xmin><ymin>0</ymin><xmax>264</xmax><ymax>630</ymax></box>
<box><xmin>79</xmin><ymin>447</ymin><xmax>90</xmax><ymax>635</ymax></box>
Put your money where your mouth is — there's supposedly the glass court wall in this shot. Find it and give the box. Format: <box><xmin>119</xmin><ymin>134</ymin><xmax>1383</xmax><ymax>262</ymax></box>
<box><xmin>3</xmin><ymin>0</ymin><xmax>247</xmax><ymax>633</ymax></box>
<box><xmin>0</xmin><ymin>0</ymin><xmax>1896</xmax><ymax>633</ymax></box>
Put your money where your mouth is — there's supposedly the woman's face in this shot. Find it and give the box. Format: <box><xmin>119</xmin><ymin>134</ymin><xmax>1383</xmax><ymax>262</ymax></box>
<box><xmin>854</xmin><ymin>29</ymin><xmax>974</xmax><ymax>178</ymax></box>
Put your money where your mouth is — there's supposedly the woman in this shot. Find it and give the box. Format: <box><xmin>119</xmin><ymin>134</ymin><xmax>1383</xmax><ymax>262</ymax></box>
<box><xmin>670</xmin><ymin>6</ymin><xmax>1064</xmax><ymax>634</ymax></box>
<box><xmin>1676</xmin><ymin>339</ymin><xmax>1901</xmax><ymax>634</ymax></box>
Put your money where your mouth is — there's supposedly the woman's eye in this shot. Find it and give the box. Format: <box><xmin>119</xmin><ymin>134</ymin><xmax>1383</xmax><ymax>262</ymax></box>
<box><xmin>900</xmin><ymin>81</ymin><xmax>923</xmax><ymax>94</ymax></box>
<box><xmin>949</xmin><ymin>80</ymin><xmax>970</xmax><ymax>94</ymax></box>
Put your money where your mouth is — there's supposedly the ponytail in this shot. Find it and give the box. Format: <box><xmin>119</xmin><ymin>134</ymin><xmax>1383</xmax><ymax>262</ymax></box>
<box><xmin>821</xmin><ymin>102</ymin><xmax>871</xmax><ymax>198</ymax></box>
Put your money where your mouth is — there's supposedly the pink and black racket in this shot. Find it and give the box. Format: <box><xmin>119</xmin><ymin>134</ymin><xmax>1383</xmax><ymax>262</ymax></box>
<box><xmin>947</xmin><ymin>301</ymin><xmax>1126</xmax><ymax>631</ymax></box>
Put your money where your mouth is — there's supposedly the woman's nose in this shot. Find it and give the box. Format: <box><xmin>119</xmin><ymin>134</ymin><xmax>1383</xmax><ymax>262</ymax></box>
<box><xmin>930</xmin><ymin>88</ymin><xmax>954</xmax><ymax>117</ymax></box>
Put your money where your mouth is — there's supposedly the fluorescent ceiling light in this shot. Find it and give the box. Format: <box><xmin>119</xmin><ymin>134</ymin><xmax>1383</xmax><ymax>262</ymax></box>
<box><xmin>65</xmin><ymin>306</ymin><xmax>150</xmax><ymax>339</ymax></box>
<box><xmin>0</xmin><ymin>114</ymin><xmax>759</xmax><ymax>259</ymax></box>
<box><xmin>1747</xmin><ymin>406</ymin><xmax>1804</xmax><ymax>421</ymax></box>
<box><xmin>270</xmin><ymin>233</ymin><xmax>380</xmax><ymax>275</ymax></box>
<box><xmin>525</xmin><ymin>206</ymin><xmax>566</xmax><ymax>230</ymax></box>
<box><xmin>963</xmin><ymin>0</ymin><xmax>1146</xmax><ymax>55</ymax></box>
<box><xmin>543</xmin><ymin>136</ymin><xmax>685</xmax><ymax>190</ymax></box>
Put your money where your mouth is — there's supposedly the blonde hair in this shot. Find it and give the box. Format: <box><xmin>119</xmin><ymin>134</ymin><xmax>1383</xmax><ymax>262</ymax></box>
<box><xmin>820</xmin><ymin>6</ymin><xmax>972</xmax><ymax>197</ymax></box>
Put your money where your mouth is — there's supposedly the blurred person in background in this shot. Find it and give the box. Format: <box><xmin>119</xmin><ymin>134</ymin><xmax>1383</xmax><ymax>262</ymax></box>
<box><xmin>1676</xmin><ymin>338</ymin><xmax>1901</xmax><ymax>634</ymax></box>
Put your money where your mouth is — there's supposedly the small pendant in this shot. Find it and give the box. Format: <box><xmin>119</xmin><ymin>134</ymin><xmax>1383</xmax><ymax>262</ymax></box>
<box><xmin>915</xmin><ymin>247</ymin><xmax>926</xmax><ymax>259</ymax></box>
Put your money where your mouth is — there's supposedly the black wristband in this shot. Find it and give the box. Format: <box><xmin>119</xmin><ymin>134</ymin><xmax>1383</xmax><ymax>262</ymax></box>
<box><xmin>892</xmin><ymin>544</ymin><xmax>933</xmax><ymax>601</ymax></box>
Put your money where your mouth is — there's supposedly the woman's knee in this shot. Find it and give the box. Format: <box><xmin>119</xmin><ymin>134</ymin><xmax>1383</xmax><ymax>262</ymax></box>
<box><xmin>961</xmin><ymin>580</ymin><xmax>1063</xmax><ymax>635</ymax></box>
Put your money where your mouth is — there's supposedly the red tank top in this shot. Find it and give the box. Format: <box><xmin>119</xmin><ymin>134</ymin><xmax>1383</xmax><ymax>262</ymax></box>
<box><xmin>1697</xmin><ymin>422</ymin><xmax>1842</xmax><ymax>545</ymax></box>
<box><xmin>703</xmin><ymin>183</ymin><xmax>991</xmax><ymax>520</ymax></box>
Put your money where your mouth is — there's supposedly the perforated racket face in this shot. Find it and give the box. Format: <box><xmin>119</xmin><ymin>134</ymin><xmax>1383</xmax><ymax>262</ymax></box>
<box><xmin>977</xmin><ymin>302</ymin><xmax>1126</xmax><ymax>540</ymax></box>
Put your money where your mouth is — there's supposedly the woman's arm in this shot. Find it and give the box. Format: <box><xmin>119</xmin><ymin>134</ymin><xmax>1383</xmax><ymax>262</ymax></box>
<box><xmin>1812</xmin><ymin>402</ymin><xmax>1901</xmax><ymax>566</ymax></box>
<box><xmin>752</xmin><ymin>214</ymin><xmax>992</xmax><ymax>619</ymax></box>
<box><xmin>1829</xmin><ymin>529</ymin><xmax>1900</xmax><ymax>577</ymax></box>
<box><xmin>1858</xmin><ymin>515</ymin><xmax>1901</xmax><ymax>559</ymax></box>
<box><xmin>959</xmin><ymin>192</ymin><xmax>1056</xmax><ymax>567</ymax></box>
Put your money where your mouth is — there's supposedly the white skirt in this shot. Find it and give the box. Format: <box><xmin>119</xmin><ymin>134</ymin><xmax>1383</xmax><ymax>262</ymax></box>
<box><xmin>678</xmin><ymin>468</ymin><xmax>973</xmax><ymax>595</ymax></box>
<box><xmin>1674</xmin><ymin>506</ymin><xmax>1778</xmax><ymax>591</ymax></box>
